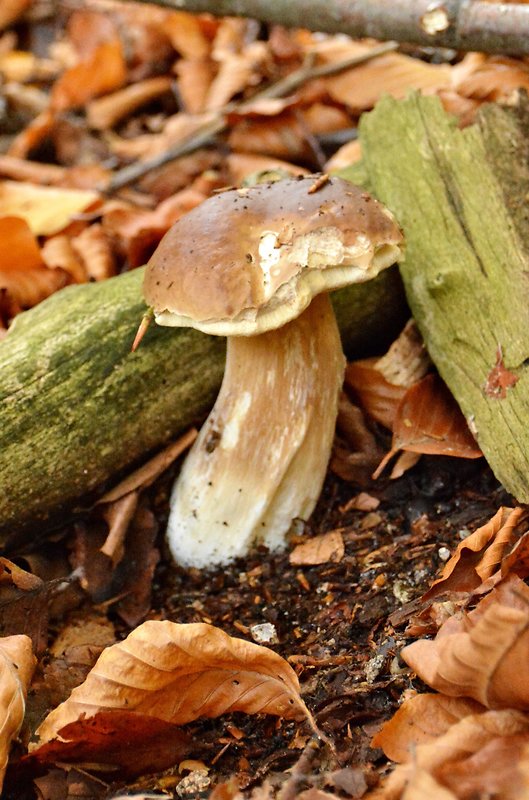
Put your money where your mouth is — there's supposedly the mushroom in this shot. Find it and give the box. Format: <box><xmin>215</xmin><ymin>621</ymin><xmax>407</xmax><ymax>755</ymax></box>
<box><xmin>143</xmin><ymin>176</ymin><xmax>404</xmax><ymax>567</ymax></box>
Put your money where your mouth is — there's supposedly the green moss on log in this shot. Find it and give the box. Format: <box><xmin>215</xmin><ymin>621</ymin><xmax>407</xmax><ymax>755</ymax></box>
<box><xmin>0</xmin><ymin>264</ymin><xmax>406</xmax><ymax>545</ymax></box>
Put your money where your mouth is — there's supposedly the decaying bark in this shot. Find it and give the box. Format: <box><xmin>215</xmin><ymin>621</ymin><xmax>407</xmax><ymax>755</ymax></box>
<box><xmin>357</xmin><ymin>93</ymin><xmax>529</xmax><ymax>502</ymax></box>
<box><xmin>0</xmin><ymin>265</ymin><xmax>406</xmax><ymax>547</ymax></box>
<box><xmin>130</xmin><ymin>0</ymin><xmax>529</xmax><ymax>56</ymax></box>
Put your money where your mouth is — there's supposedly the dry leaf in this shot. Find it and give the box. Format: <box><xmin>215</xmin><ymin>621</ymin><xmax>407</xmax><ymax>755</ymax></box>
<box><xmin>422</xmin><ymin>506</ymin><xmax>525</xmax><ymax>600</ymax></box>
<box><xmin>36</xmin><ymin>621</ymin><xmax>312</xmax><ymax>743</ymax></box>
<box><xmin>226</xmin><ymin>153</ymin><xmax>307</xmax><ymax>185</ymax></box>
<box><xmin>205</xmin><ymin>42</ymin><xmax>268</xmax><ymax>111</ymax></box>
<box><xmin>373</xmin><ymin>374</ymin><xmax>482</xmax><ymax>478</ymax></box>
<box><xmin>86</xmin><ymin>76</ymin><xmax>173</xmax><ymax>130</ymax></box>
<box><xmin>174</xmin><ymin>58</ymin><xmax>217</xmax><ymax>114</ymax></box>
<box><xmin>289</xmin><ymin>531</ymin><xmax>344</xmax><ymax>566</ymax></box>
<box><xmin>376</xmin><ymin>708</ymin><xmax>529</xmax><ymax>800</ymax></box>
<box><xmin>51</xmin><ymin>40</ymin><xmax>127</xmax><ymax>112</ymax></box>
<box><xmin>331</xmin><ymin>393</ymin><xmax>385</xmax><ymax>483</ymax></box>
<box><xmin>375</xmin><ymin>321</ymin><xmax>430</xmax><ymax>387</ymax></box>
<box><xmin>41</xmin><ymin>235</ymin><xmax>87</xmax><ymax>283</ymax></box>
<box><xmin>0</xmin><ymin>635</ymin><xmax>36</xmax><ymax>791</ymax></box>
<box><xmin>0</xmin><ymin>217</ymin><xmax>68</xmax><ymax>309</ymax></box>
<box><xmin>345</xmin><ymin>359</ymin><xmax>406</xmax><ymax>430</ymax></box>
<box><xmin>72</xmin><ymin>224</ymin><xmax>116</xmax><ymax>282</ymax></box>
<box><xmin>372</xmin><ymin>693</ymin><xmax>484</xmax><ymax>763</ymax></box>
<box><xmin>321</xmin><ymin>42</ymin><xmax>452</xmax><ymax>113</ymax></box>
<box><xmin>402</xmin><ymin>576</ymin><xmax>529</xmax><ymax>710</ymax></box>
<box><xmin>0</xmin><ymin>181</ymin><xmax>98</xmax><ymax>235</ymax></box>
<box><xmin>29</xmin><ymin>711</ymin><xmax>191</xmax><ymax>778</ymax></box>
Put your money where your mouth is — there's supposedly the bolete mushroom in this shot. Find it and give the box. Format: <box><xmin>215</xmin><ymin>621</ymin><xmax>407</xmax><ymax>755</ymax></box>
<box><xmin>143</xmin><ymin>176</ymin><xmax>404</xmax><ymax>567</ymax></box>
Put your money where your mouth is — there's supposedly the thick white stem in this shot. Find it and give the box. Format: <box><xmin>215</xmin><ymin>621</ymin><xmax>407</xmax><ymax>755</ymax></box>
<box><xmin>167</xmin><ymin>293</ymin><xmax>345</xmax><ymax>567</ymax></box>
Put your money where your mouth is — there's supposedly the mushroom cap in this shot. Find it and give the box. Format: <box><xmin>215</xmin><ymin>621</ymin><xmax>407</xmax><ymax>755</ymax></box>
<box><xmin>143</xmin><ymin>175</ymin><xmax>404</xmax><ymax>336</ymax></box>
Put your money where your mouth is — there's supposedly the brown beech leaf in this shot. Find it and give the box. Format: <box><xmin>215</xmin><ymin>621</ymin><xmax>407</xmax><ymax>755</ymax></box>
<box><xmin>289</xmin><ymin>531</ymin><xmax>344</xmax><ymax>566</ymax></box>
<box><xmin>320</xmin><ymin>40</ymin><xmax>452</xmax><ymax>113</ymax></box>
<box><xmin>376</xmin><ymin>708</ymin><xmax>529</xmax><ymax>800</ymax></box>
<box><xmin>345</xmin><ymin>358</ymin><xmax>406</xmax><ymax>430</ymax></box>
<box><xmin>373</xmin><ymin>374</ymin><xmax>482</xmax><ymax>478</ymax></box>
<box><xmin>28</xmin><ymin>711</ymin><xmax>191</xmax><ymax>778</ymax></box>
<box><xmin>372</xmin><ymin>693</ymin><xmax>484</xmax><ymax>763</ymax></box>
<box><xmin>0</xmin><ymin>635</ymin><xmax>36</xmax><ymax>791</ymax></box>
<box><xmin>402</xmin><ymin>575</ymin><xmax>529</xmax><ymax>710</ymax></box>
<box><xmin>51</xmin><ymin>40</ymin><xmax>127</xmax><ymax>112</ymax></box>
<box><xmin>374</xmin><ymin>320</ymin><xmax>430</xmax><ymax>388</ymax></box>
<box><xmin>36</xmin><ymin>621</ymin><xmax>312</xmax><ymax>743</ymax></box>
<box><xmin>422</xmin><ymin>506</ymin><xmax>526</xmax><ymax>600</ymax></box>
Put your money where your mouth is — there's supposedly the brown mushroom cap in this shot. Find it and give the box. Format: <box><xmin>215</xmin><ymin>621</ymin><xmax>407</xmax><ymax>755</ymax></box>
<box><xmin>143</xmin><ymin>176</ymin><xmax>404</xmax><ymax>336</ymax></box>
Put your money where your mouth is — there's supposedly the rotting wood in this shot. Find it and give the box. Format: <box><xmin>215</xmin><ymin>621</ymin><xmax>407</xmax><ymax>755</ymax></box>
<box><xmin>129</xmin><ymin>0</ymin><xmax>529</xmax><ymax>57</ymax></box>
<box><xmin>0</xmin><ymin>264</ymin><xmax>406</xmax><ymax>547</ymax></box>
<box><xmin>357</xmin><ymin>93</ymin><xmax>529</xmax><ymax>502</ymax></box>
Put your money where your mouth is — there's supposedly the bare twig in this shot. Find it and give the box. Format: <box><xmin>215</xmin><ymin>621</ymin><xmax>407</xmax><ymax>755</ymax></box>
<box><xmin>104</xmin><ymin>41</ymin><xmax>397</xmax><ymax>193</ymax></box>
<box><xmin>128</xmin><ymin>0</ymin><xmax>529</xmax><ymax>57</ymax></box>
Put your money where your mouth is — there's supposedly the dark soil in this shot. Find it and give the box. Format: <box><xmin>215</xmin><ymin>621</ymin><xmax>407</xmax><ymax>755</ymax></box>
<box><xmin>4</xmin><ymin>453</ymin><xmax>508</xmax><ymax>799</ymax></box>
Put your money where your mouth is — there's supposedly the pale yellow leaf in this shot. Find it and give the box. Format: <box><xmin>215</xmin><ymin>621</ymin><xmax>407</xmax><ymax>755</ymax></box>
<box><xmin>0</xmin><ymin>181</ymin><xmax>98</xmax><ymax>235</ymax></box>
<box><xmin>36</xmin><ymin>621</ymin><xmax>311</xmax><ymax>743</ymax></box>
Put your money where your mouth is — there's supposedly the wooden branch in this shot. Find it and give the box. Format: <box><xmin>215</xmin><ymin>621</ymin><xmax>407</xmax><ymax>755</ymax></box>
<box><xmin>358</xmin><ymin>93</ymin><xmax>529</xmax><ymax>502</ymax></box>
<box><xmin>0</xmin><ymin>265</ymin><xmax>406</xmax><ymax>548</ymax></box>
<box><xmin>105</xmin><ymin>41</ymin><xmax>397</xmax><ymax>193</ymax></box>
<box><xmin>128</xmin><ymin>0</ymin><xmax>529</xmax><ymax>56</ymax></box>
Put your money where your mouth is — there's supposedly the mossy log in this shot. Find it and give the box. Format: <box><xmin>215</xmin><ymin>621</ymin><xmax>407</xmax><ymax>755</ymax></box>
<box><xmin>0</xmin><ymin>265</ymin><xmax>406</xmax><ymax>547</ymax></box>
<box><xmin>357</xmin><ymin>94</ymin><xmax>529</xmax><ymax>502</ymax></box>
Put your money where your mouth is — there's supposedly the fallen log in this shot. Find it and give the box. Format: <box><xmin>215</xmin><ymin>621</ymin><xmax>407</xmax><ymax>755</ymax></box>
<box><xmin>130</xmin><ymin>0</ymin><xmax>529</xmax><ymax>57</ymax></box>
<box><xmin>356</xmin><ymin>93</ymin><xmax>529</xmax><ymax>502</ymax></box>
<box><xmin>0</xmin><ymin>264</ymin><xmax>406</xmax><ymax>547</ymax></box>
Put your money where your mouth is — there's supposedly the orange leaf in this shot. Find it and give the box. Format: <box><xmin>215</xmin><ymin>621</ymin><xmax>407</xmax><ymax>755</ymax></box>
<box><xmin>372</xmin><ymin>693</ymin><xmax>483</xmax><ymax>763</ymax></box>
<box><xmin>289</xmin><ymin>530</ymin><xmax>344</xmax><ymax>566</ymax></box>
<box><xmin>36</xmin><ymin>621</ymin><xmax>313</xmax><ymax>744</ymax></box>
<box><xmin>374</xmin><ymin>374</ymin><xmax>482</xmax><ymax>477</ymax></box>
<box><xmin>393</xmin><ymin>375</ymin><xmax>482</xmax><ymax>458</ymax></box>
<box><xmin>0</xmin><ymin>217</ymin><xmax>67</xmax><ymax>309</ymax></box>
<box><xmin>376</xmin><ymin>708</ymin><xmax>529</xmax><ymax>800</ymax></box>
<box><xmin>402</xmin><ymin>575</ymin><xmax>529</xmax><ymax>710</ymax></box>
<box><xmin>422</xmin><ymin>506</ymin><xmax>525</xmax><ymax>600</ymax></box>
<box><xmin>51</xmin><ymin>40</ymin><xmax>126</xmax><ymax>112</ymax></box>
<box><xmin>345</xmin><ymin>358</ymin><xmax>405</xmax><ymax>430</ymax></box>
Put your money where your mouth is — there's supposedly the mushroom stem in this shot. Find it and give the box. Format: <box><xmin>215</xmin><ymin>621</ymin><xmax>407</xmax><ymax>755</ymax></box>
<box><xmin>167</xmin><ymin>293</ymin><xmax>345</xmax><ymax>567</ymax></box>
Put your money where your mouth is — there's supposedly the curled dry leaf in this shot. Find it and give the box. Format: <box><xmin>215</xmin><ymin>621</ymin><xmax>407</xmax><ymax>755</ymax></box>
<box><xmin>36</xmin><ymin>621</ymin><xmax>312</xmax><ymax>744</ymax></box>
<box><xmin>0</xmin><ymin>635</ymin><xmax>36</xmax><ymax>791</ymax></box>
<box><xmin>422</xmin><ymin>506</ymin><xmax>526</xmax><ymax>600</ymax></box>
<box><xmin>345</xmin><ymin>359</ymin><xmax>406</xmax><ymax>430</ymax></box>
<box><xmin>0</xmin><ymin>217</ymin><xmax>68</xmax><ymax>310</ymax></box>
<box><xmin>375</xmin><ymin>708</ymin><xmax>529</xmax><ymax>800</ymax></box>
<box><xmin>402</xmin><ymin>575</ymin><xmax>529</xmax><ymax>710</ymax></box>
<box><xmin>372</xmin><ymin>693</ymin><xmax>484</xmax><ymax>764</ymax></box>
<box><xmin>373</xmin><ymin>374</ymin><xmax>482</xmax><ymax>479</ymax></box>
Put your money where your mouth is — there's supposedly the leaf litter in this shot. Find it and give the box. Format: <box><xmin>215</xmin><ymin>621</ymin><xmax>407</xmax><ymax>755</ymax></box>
<box><xmin>2</xmin><ymin>2</ymin><xmax>529</xmax><ymax>798</ymax></box>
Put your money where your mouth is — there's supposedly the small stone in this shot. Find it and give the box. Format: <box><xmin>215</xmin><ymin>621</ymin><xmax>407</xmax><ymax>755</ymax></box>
<box><xmin>250</xmin><ymin>622</ymin><xmax>279</xmax><ymax>644</ymax></box>
<box><xmin>365</xmin><ymin>652</ymin><xmax>385</xmax><ymax>684</ymax></box>
<box><xmin>176</xmin><ymin>771</ymin><xmax>211</xmax><ymax>798</ymax></box>
<box><xmin>438</xmin><ymin>546</ymin><xmax>451</xmax><ymax>561</ymax></box>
